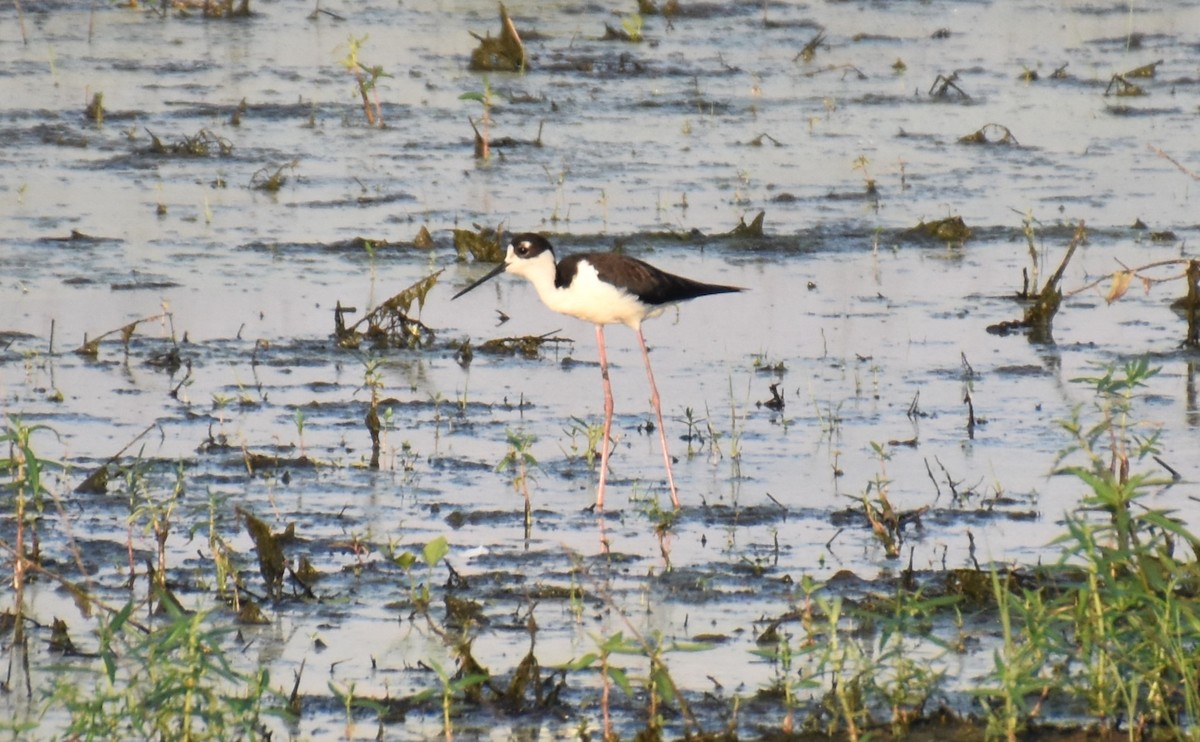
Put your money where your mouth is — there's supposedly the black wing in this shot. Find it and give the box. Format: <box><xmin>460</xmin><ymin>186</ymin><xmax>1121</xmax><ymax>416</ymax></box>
<box><xmin>560</xmin><ymin>252</ymin><xmax>742</xmax><ymax>306</ymax></box>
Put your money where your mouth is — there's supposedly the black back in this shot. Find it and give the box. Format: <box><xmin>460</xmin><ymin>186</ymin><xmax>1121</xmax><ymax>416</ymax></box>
<box><xmin>555</xmin><ymin>251</ymin><xmax>742</xmax><ymax>306</ymax></box>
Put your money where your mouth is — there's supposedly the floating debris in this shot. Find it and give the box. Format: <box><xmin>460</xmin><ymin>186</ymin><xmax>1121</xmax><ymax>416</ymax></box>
<box><xmin>903</xmin><ymin>215</ymin><xmax>972</xmax><ymax>243</ymax></box>
<box><xmin>929</xmin><ymin>72</ymin><xmax>969</xmax><ymax>99</ymax></box>
<box><xmin>84</xmin><ymin>92</ymin><xmax>104</xmax><ymax>125</ymax></box>
<box><xmin>239</xmin><ymin>509</ymin><xmax>288</xmax><ymax>600</ymax></box>
<box><xmin>454</xmin><ymin>223</ymin><xmax>506</xmax><ymax>263</ymax></box>
<box><xmin>758</xmin><ymin>382</ymin><xmax>784</xmax><ymax>411</ymax></box>
<box><xmin>75</xmin><ymin>313</ymin><xmax>172</xmax><ymax>358</ymax></box>
<box><xmin>145</xmin><ymin>127</ymin><xmax>233</xmax><ymax>157</ymax></box>
<box><xmin>469</xmin><ymin>3</ymin><xmax>527</xmax><ymax>72</ymax></box>
<box><xmin>170</xmin><ymin>0</ymin><xmax>252</xmax><ymax>18</ymax></box>
<box><xmin>250</xmin><ymin>160</ymin><xmax>296</xmax><ymax>192</ymax></box>
<box><xmin>1123</xmin><ymin>59</ymin><xmax>1163</xmax><ymax>78</ymax></box>
<box><xmin>959</xmin><ymin>123</ymin><xmax>1018</xmax><ymax>146</ymax></box>
<box><xmin>987</xmin><ymin>222</ymin><xmax>1086</xmax><ymax>343</ymax></box>
<box><xmin>335</xmin><ymin>271</ymin><xmax>442</xmax><ymax>349</ymax></box>
<box><xmin>794</xmin><ymin>29</ymin><xmax>826</xmax><ymax>63</ymax></box>
<box><xmin>727</xmin><ymin>210</ymin><xmax>765</xmax><ymax>237</ymax></box>
<box><xmin>1104</xmin><ymin>74</ymin><xmax>1145</xmax><ymax>97</ymax></box>
<box><xmin>478</xmin><ymin>331</ymin><xmax>572</xmax><ymax>359</ymax></box>
<box><xmin>413</xmin><ymin>225</ymin><xmax>435</xmax><ymax>249</ymax></box>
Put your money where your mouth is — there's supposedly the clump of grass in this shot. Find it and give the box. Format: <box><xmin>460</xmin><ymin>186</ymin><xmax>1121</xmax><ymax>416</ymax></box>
<box><xmin>145</xmin><ymin>127</ymin><xmax>233</xmax><ymax>157</ymax></box>
<box><xmin>973</xmin><ymin>356</ymin><xmax>1200</xmax><ymax>738</ymax></box>
<box><xmin>52</xmin><ymin>602</ymin><xmax>286</xmax><ymax>739</ymax></box>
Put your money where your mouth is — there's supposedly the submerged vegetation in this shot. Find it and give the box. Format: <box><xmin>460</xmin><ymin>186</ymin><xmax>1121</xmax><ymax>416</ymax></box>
<box><xmin>4</xmin><ymin>0</ymin><xmax>1200</xmax><ymax>738</ymax></box>
<box><xmin>3</xmin><ymin>353</ymin><xmax>1200</xmax><ymax>739</ymax></box>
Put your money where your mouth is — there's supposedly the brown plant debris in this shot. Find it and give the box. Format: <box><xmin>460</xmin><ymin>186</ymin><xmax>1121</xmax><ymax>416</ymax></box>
<box><xmin>242</xmin><ymin>452</ymin><xmax>318</xmax><ymax>474</ymax></box>
<box><xmin>637</xmin><ymin>0</ymin><xmax>680</xmax><ymax>15</ymax></box>
<box><xmin>1123</xmin><ymin>59</ymin><xmax>1163</xmax><ymax>79</ymax></box>
<box><xmin>250</xmin><ymin>160</ymin><xmax>296</xmax><ymax>192</ymax></box>
<box><xmin>237</xmin><ymin>599</ymin><xmax>271</xmax><ymax>625</ymax></box>
<box><xmin>1185</xmin><ymin>260</ymin><xmax>1200</xmax><ymax>348</ymax></box>
<box><xmin>602</xmin><ymin>22</ymin><xmax>639</xmax><ymax>42</ymax></box>
<box><xmin>727</xmin><ymin>210</ymin><xmax>765</xmax><ymax>237</ymax></box>
<box><xmin>73</xmin><ymin>421</ymin><xmax>160</xmax><ymax>495</ymax></box>
<box><xmin>929</xmin><ymin>72</ymin><xmax>969</xmax><ymax>99</ymax></box>
<box><xmin>85</xmin><ymin>92</ymin><xmax>104</xmax><ymax>125</ymax></box>
<box><xmin>40</xmin><ymin>230</ymin><xmax>118</xmax><ymax>244</ymax></box>
<box><xmin>469</xmin><ymin>3</ymin><xmax>527</xmax><ymax>72</ymax></box>
<box><xmin>335</xmin><ymin>271</ymin><xmax>441</xmax><ymax>350</ymax></box>
<box><xmin>1064</xmin><ymin>249</ymin><xmax>1199</xmax><ymax>346</ymax></box>
<box><xmin>239</xmin><ymin>508</ymin><xmax>288</xmax><ymax>599</ymax></box>
<box><xmin>413</xmin><ymin>225</ymin><xmax>435</xmax><ymax>249</ymax></box>
<box><xmin>959</xmin><ymin>123</ymin><xmax>1018</xmax><ymax>146</ymax></box>
<box><xmin>478</xmin><ymin>331</ymin><xmax>572</xmax><ymax>359</ymax></box>
<box><xmin>454</xmin><ymin>223</ymin><xmax>506</xmax><ymax>262</ymax></box>
<box><xmin>794</xmin><ymin>29</ymin><xmax>826</xmax><ymax>63</ymax></box>
<box><xmin>170</xmin><ymin>0</ymin><xmax>251</xmax><ymax>17</ymax></box>
<box><xmin>987</xmin><ymin>221</ymin><xmax>1087</xmax><ymax>342</ymax></box>
<box><xmin>759</xmin><ymin>383</ymin><xmax>785</xmax><ymax>411</ymax></box>
<box><xmin>75</xmin><ymin>313</ymin><xmax>171</xmax><ymax>358</ymax></box>
<box><xmin>145</xmin><ymin>127</ymin><xmax>233</xmax><ymax>157</ymax></box>
<box><xmin>1104</xmin><ymin>74</ymin><xmax>1145</xmax><ymax>97</ymax></box>
<box><xmin>1149</xmin><ymin>145</ymin><xmax>1200</xmax><ymax>181</ymax></box>
<box><xmin>904</xmin><ymin>215</ymin><xmax>972</xmax><ymax>243</ymax></box>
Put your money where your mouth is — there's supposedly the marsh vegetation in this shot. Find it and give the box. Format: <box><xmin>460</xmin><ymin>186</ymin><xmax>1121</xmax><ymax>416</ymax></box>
<box><xmin>2</xmin><ymin>0</ymin><xmax>1200</xmax><ymax>739</ymax></box>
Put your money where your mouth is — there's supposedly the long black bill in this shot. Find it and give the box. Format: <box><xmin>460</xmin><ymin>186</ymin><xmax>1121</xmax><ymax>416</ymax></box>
<box><xmin>451</xmin><ymin>260</ymin><xmax>509</xmax><ymax>300</ymax></box>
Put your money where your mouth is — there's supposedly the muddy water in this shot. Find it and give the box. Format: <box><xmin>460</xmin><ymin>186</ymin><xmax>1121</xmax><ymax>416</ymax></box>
<box><xmin>2</xmin><ymin>0</ymin><xmax>1200</xmax><ymax>738</ymax></box>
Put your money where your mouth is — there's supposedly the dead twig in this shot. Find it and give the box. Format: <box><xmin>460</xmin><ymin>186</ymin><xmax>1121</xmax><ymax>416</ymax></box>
<box><xmin>929</xmin><ymin>72</ymin><xmax>969</xmax><ymax>99</ymax></box>
<box><xmin>1148</xmin><ymin>145</ymin><xmax>1200</xmax><ymax>181</ymax></box>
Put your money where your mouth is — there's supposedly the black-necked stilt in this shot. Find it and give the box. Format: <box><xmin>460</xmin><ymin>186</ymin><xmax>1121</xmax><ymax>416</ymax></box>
<box><xmin>452</xmin><ymin>233</ymin><xmax>743</xmax><ymax>510</ymax></box>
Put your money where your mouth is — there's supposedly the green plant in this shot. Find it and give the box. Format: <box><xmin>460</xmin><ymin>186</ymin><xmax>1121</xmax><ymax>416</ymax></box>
<box><xmin>459</xmin><ymin>77</ymin><xmax>495</xmax><ymax>160</ymax></box>
<box><xmin>293</xmin><ymin>408</ymin><xmax>306</xmax><ymax>456</ymax></box>
<box><xmin>681</xmin><ymin>406</ymin><xmax>704</xmax><ymax>458</ymax></box>
<box><xmin>727</xmin><ymin>377</ymin><xmax>747</xmax><ymax>479</ymax></box>
<box><xmin>571</xmin><ymin>628</ymin><xmax>708</xmax><ymax>740</ymax></box>
<box><xmin>967</xmin><ymin>357</ymin><xmax>1200</xmax><ymax>738</ymax></box>
<box><xmin>423</xmin><ymin>657</ymin><xmax>489</xmax><ymax>742</ymax></box>
<box><xmin>128</xmin><ymin>459</ymin><xmax>183</xmax><ymax>591</ymax></box>
<box><xmin>971</xmin><ymin>569</ymin><xmax>1047</xmax><ymax>741</ymax></box>
<box><xmin>751</xmin><ymin>625</ymin><xmax>816</xmax><ymax>734</ymax></box>
<box><xmin>340</xmin><ymin>35</ymin><xmax>390</xmax><ymax>127</ymax></box>
<box><xmin>1</xmin><ymin>416</ymin><xmax>61</xmax><ymax>699</ymax></box>
<box><xmin>866</xmin><ymin>588</ymin><xmax>955</xmax><ymax>736</ymax></box>
<box><xmin>562</xmin><ymin>416</ymin><xmax>603</xmax><ymax>468</ymax></box>
<box><xmin>53</xmin><ymin>601</ymin><xmax>286</xmax><ymax>739</ymax></box>
<box><xmin>498</xmin><ymin>429</ymin><xmax>537</xmax><ymax>539</ymax></box>
<box><xmin>622</xmin><ymin>13</ymin><xmax>644</xmax><ymax>41</ymax></box>
<box><xmin>852</xmin><ymin>154</ymin><xmax>876</xmax><ymax>195</ymax></box>
<box><xmin>862</xmin><ymin>441</ymin><xmax>901</xmax><ymax>558</ymax></box>
<box><xmin>812</xmin><ymin>594</ymin><xmax>865</xmax><ymax>740</ymax></box>
<box><xmin>392</xmin><ymin>535</ymin><xmax>449</xmax><ymax>615</ymax></box>
<box><xmin>329</xmin><ymin>679</ymin><xmax>390</xmax><ymax>741</ymax></box>
<box><xmin>1048</xmin><ymin>357</ymin><xmax>1200</xmax><ymax>732</ymax></box>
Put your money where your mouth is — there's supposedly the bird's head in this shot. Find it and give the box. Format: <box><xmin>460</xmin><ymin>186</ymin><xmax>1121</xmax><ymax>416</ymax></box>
<box><xmin>451</xmin><ymin>233</ymin><xmax>556</xmax><ymax>299</ymax></box>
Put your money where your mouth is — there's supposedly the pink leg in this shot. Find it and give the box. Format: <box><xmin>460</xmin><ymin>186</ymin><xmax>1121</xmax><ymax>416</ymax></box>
<box><xmin>637</xmin><ymin>329</ymin><xmax>680</xmax><ymax>509</ymax></box>
<box><xmin>595</xmin><ymin>324</ymin><xmax>614</xmax><ymax>510</ymax></box>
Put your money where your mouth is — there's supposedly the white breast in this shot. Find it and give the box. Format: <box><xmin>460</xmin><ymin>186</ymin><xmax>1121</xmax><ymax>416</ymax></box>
<box><xmin>517</xmin><ymin>257</ymin><xmax>662</xmax><ymax>329</ymax></box>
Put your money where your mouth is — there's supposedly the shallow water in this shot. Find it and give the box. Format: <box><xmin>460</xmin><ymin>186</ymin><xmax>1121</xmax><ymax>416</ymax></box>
<box><xmin>2</xmin><ymin>0</ymin><xmax>1200</xmax><ymax>738</ymax></box>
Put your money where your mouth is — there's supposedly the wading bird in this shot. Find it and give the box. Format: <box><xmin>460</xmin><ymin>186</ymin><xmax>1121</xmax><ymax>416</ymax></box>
<box><xmin>452</xmin><ymin>233</ymin><xmax>743</xmax><ymax>510</ymax></box>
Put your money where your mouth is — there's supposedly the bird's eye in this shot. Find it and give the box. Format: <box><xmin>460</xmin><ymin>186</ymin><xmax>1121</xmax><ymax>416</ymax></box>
<box><xmin>515</xmin><ymin>241</ymin><xmax>530</xmax><ymax>256</ymax></box>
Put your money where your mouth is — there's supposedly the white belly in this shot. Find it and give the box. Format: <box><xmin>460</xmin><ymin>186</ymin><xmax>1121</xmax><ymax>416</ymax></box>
<box><xmin>538</xmin><ymin>262</ymin><xmax>662</xmax><ymax>329</ymax></box>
